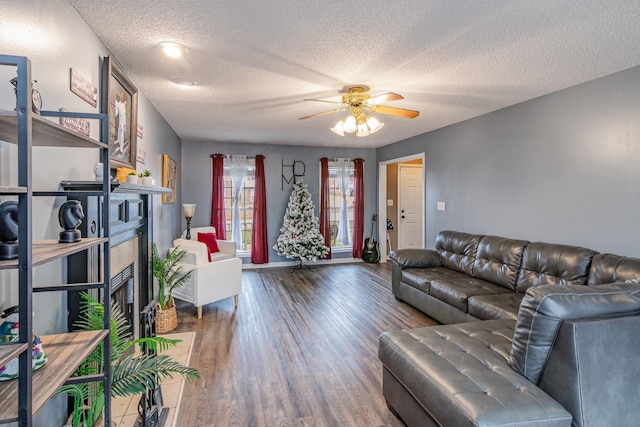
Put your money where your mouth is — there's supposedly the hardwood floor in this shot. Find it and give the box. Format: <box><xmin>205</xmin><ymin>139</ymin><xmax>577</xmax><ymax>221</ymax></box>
<box><xmin>174</xmin><ymin>262</ymin><xmax>436</xmax><ymax>426</ymax></box>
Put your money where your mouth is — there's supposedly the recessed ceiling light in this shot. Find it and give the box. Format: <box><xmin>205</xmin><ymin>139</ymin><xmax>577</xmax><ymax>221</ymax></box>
<box><xmin>171</xmin><ymin>78</ymin><xmax>198</xmax><ymax>87</ymax></box>
<box><xmin>158</xmin><ymin>41</ymin><xmax>185</xmax><ymax>59</ymax></box>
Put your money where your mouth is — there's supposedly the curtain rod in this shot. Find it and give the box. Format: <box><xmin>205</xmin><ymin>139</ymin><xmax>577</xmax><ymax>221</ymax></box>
<box><xmin>210</xmin><ymin>154</ymin><xmax>260</xmax><ymax>159</ymax></box>
<box><xmin>322</xmin><ymin>157</ymin><xmax>365</xmax><ymax>162</ymax></box>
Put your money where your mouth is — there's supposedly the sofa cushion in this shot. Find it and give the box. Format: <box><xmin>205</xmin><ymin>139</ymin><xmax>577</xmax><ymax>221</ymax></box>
<box><xmin>587</xmin><ymin>253</ymin><xmax>640</xmax><ymax>285</ymax></box>
<box><xmin>435</xmin><ymin>230</ymin><xmax>483</xmax><ymax>276</ymax></box>
<box><xmin>430</xmin><ymin>277</ymin><xmax>512</xmax><ymax>313</ymax></box>
<box><xmin>210</xmin><ymin>252</ymin><xmax>234</xmax><ymax>262</ymax></box>
<box><xmin>379</xmin><ymin>320</ymin><xmax>572</xmax><ymax>427</ymax></box>
<box><xmin>401</xmin><ymin>267</ymin><xmax>472</xmax><ymax>294</ymax></box>
<box><xmin>472</xmin><ymin>235</ymin><xmax>529</xmax><ymax>291</ymax></box>
<box><xmin>468</xmin><ymin>293</ymin><xmax>524</xmax><ymax>321</ymax></box>
<box><xmin>509</xmin><ymin>283</ymin><xmax>640</xmax><ymax>384</ymax></box>
<box><xmin>515</xmin><ymin>242</ymin><xmax>597</xmax><ymax>292</ymax></box>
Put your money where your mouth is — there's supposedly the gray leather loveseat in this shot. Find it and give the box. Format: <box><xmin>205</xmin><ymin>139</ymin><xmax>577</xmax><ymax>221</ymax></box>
<box><xmin>379</xmin><ymin>230</ymin><xmax>640</xmax><ymax>426</ymax></box>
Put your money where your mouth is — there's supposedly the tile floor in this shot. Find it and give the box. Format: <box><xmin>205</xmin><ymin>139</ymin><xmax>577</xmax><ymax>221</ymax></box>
<box><xmin>111</xmin><ymin>332</ymin><xmax>196</xmax><ymax>427</ymax></box>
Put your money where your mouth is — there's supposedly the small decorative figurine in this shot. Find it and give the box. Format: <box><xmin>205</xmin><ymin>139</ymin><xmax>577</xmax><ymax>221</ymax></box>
<box><xmin>0</xmin><ymin>306</ymin><xmax>48</xmax><ymax>381</ymax></box>
<box><xmin>9</xmin><ymin>77</ymin><xmax>42</xmax><ymax>114</ymax></box>
<box><xmin>58</xmin><ymin>200</ymin><xmax>85</xmax><ymax>243</ymax></box>
<box><xmin>0</xmin><ymin>201</ymin><xmax>19</xmax><ymax>260</ymax></box>
<box><xmin>94</xmin><ymin>162</ymin><xmax>104</xmax><ymax>181</ymax></box>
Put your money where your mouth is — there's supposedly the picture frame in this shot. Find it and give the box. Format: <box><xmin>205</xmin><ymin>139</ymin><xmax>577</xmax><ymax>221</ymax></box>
<box><xmin>101</xmin><ymin>56</ymin><xmax>138</xmax><ymax>169</ymax></box>
<box><xmin>162</xmin><ymin>154</ymin><xmax>177</xmax><ymax>204</ymax></box>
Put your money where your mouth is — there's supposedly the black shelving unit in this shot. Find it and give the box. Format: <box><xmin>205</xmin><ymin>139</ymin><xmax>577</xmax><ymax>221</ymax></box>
<box><xmin>0</xmin><ymin>54</ymin><xmax>112</xmax><ymax>426</ymax></box>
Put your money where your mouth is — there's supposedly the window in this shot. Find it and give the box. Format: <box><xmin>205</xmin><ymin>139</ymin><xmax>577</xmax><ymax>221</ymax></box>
<box><xmin>327</xmin><ymin>159</ymin><xmax>355</xmax><ymax>248</ymax></box>
<box><xmin>223</xmin><ymin>158</ymin><xmax>255</xmax><ymax>252</ymax></box>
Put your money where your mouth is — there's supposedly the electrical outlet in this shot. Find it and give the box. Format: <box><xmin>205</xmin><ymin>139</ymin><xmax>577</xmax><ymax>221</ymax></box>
<box><xmin>387</xmin><ymin>199</ymin><xmax>394</xmax><ymax>206</ymax></box>
<box><xmin>437</xmin><ymin>202</ymin><xmax>446</xmax><ymax>211</ymax></box>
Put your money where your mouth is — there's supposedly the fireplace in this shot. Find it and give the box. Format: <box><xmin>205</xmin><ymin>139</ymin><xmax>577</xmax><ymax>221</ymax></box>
<box><xmin>111</xmin><ymin>263</ymin><xmax>135</xmax><ymax>337</ymax></box>
<box><xmin>63</xmin><ymin>181</ymin><xmax>168</xmax><ymax>339</ymax></box>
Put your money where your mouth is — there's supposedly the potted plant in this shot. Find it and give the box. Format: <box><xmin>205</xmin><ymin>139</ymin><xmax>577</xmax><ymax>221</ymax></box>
<box><xmin>126</xmin><ymin>171</ymin><xmax>138</xmax><ymax>184</ymax></box>
<box><xmin>152</xmin><ymin>243</ymin><xmax>192</xmax><ymax>333</ymax></box>
<box><xmin>58</xmin><ymin>293</ymin><xmax>200</xmax><ymax>427</ymax></box>
<box><xmin>140</xmin><ymin>169</ymin><xmax>153</xmax><ymax>186</ymax></box>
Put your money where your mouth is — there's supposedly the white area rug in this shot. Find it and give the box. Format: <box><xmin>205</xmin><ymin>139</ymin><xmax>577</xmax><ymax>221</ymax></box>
<box><xmin>159</xmin><ymin>332</ymin><xmax>196</xmax><ymax>427</ymax></box>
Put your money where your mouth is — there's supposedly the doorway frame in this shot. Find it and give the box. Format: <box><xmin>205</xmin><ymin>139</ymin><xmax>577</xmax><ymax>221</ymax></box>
<box><xmin>378</xmin><ymin>152</ymin><xmax>426</xmax><ymax>262</ymax></box>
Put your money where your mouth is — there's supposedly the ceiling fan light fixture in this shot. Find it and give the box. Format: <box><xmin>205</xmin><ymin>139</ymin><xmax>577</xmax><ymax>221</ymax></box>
<box><xmin>366</xmin><ymin>116</ymin><xmax>384</xmax><ymax>134</ymax></box>
<box><xmin>330</xmin><ymin>119</ymin><xmax>345</xmax><ymax>136</ymax></box>
<box><xmin>343</xmin><ymin>115</ymin><xmax>357</xmax><ymax>133</ymax></box>
<box><xmin>356</xmin><ymin>120</ymin><xmax>370</xmax><ymax>137</ymax></box>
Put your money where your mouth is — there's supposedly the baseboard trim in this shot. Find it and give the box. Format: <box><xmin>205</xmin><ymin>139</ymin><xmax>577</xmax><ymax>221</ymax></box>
<box><xmin>243</xmin><ymin>257</ymin><xmax>365</xmax><ymax>269</ymax></box>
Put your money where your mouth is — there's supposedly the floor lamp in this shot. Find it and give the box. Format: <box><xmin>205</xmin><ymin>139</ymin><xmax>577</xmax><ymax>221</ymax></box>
<box><xmin>183</xmin><ymin>204</ymin><xmax>196</xmax><ymax>239</ymax></box>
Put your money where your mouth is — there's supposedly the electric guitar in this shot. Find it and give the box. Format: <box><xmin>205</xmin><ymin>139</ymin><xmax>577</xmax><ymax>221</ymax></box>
<box><xmin>362</xmin><ymin>214</ymin><xmax>380</xmax><ymax>263</ymax></box>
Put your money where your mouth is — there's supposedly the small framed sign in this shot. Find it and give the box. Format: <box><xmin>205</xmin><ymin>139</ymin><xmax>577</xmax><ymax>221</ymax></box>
<box><xmin>69</xmin><ymin>68</ymin><xmax>98</xmax><ymax>107</ymax></box>
<box><xmin>58</xmin><ymin>108</ymin><xmax>90</xmax><ymax>137</ymax></box>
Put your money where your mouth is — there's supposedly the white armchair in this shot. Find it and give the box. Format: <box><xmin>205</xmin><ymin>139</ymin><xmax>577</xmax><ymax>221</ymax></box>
<box><xmin>182</xmin><ymin>226</ymin><xmax>237</xmax><ymax>261</ymax></box>
<box><xmin>171</xmin><ymin>229</ymin><xmax>242</xmax><ymax>318</ymax></box>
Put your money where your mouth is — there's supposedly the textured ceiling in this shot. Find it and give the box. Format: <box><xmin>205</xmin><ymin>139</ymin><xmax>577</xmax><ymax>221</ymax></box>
<box><xmin>68</xmin><ymin>0</ymin><xmax>640</xmax><ymax>148</ymax></box>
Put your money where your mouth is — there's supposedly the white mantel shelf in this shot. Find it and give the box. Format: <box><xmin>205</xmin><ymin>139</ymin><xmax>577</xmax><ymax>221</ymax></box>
<box><xmin>60</xmin><ymin>180</ymin><xmax>172</xmax><ymax>194</ymax></box>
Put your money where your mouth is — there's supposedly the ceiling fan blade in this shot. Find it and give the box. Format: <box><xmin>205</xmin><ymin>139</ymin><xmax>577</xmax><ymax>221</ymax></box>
<box><xmin>298</xmin><ymin>108</ymin><xmax>345</xmax><ymax>120</ymax></box>
<box><xmin>369</xmin><ymin>104</ymin><xmax>420</xmax><ymax>119</ymax></box>
<box><xmin>302</xmin><ymin>98</ymin><xmax>344</xmax><ymax>105</ymax></box>
<box><xmin>367</xmin><ymin>92</ymin><xmax>404</xmax><ymax>105</ymax></box>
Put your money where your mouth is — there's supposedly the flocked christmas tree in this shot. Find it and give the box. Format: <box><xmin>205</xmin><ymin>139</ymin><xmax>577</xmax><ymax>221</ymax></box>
<box><xmin>274</xmin><ymin>177</ymin><xmax>329</xmax><ymax>268</ymax></box>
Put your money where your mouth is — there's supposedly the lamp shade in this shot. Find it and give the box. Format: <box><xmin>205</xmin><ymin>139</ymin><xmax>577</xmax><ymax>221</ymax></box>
<box><xmin>182</xmin><ymin>204</ymin><xmax>196</xmax><ymax>218</ymax></box>
<box><xmin>343</xmin><ymin>115</ymin><xmax>357</xmax><ymax>133</ymax></box>
<box><xmin>331</xmin><ymin>120</ymin><xmax>345</xmax><ymax>136</ymax></box>
<box><xmin>366</xmin><ymin>116</ymin><xmax>384</xmax><ymax>133</ymax></box>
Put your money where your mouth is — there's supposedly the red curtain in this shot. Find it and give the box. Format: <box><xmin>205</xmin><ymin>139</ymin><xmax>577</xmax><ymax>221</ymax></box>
<box><xmin>251</xmin><ymin>155</ymin><xmax>269</xmax><ymax>264</ymax></box>
<box><xmin>319</xmin><ymin>157</ymin><xmax>332</xmax><ymax>260</ymax></box>
<box><xmin>210</xmin><ymin>154</ymin><xmax>226</xmax><ymax>239</ymax></box>
<box><xmin>352</xmin><ymin>158</ymin><xmax>365</xmax><ymax>258</ymax></box>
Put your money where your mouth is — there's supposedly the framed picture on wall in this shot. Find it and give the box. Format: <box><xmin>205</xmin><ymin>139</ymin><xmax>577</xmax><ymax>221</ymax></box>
<box><xmin>101</xmin><ymin>56</ymin><xmax>138</xmax><ymax>169</ymax></box>
<box><xmin>162</xmin><ymin>154</ymin><xmax>177</xmax><ymax>204</ymax></box>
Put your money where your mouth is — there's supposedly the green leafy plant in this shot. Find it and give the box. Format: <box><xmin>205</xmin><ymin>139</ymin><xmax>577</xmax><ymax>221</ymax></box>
<box><xmin>142</xmin><ymin>169</ymin><xmax>152</xmax><ymax>177</ymax></box>
<box><xmin>152</xmin><ymin>243</ymin><xmax>192</xmax><ymax>310</ymax></box>
<box><xmin>58</xmin><ymin>293</ymin><xmax>200</xmax><ymax>427</ymax></box>
<box><xmin>127</xmin><ymin>171</ymin><xmax>137</xmax><ymax>176</ymax></box>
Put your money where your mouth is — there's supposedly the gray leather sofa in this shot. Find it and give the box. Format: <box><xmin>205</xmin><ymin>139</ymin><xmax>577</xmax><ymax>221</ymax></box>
<box><xmin>380</xmin><ymin>230</ymin><xmax>640</xmax><ymax>426</ymax></box>
<box><xmin>379</xmin><ymin>283</ymin><xmax>640</xmax><ymax>426</ymax></box>
<box><xmin>389</xmin><ymin>230</ymin><xmax>640</xmax><ymax>324</ymax></box>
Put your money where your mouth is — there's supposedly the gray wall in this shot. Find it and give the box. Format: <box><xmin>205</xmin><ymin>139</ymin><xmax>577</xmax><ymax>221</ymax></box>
<box><xmin>377</xmin><ymin>66</ymin><xmax>640</xmax><ymax>257</ymax></box>
<box><xmin>181</xmin><ymin>140</ymin><xmax>376</xmax><ymax>263</ymax></box>
<box><xmin>0</xmin><ymin>1</ymin><xmax>181</xmax><ymax>424</ymax></box>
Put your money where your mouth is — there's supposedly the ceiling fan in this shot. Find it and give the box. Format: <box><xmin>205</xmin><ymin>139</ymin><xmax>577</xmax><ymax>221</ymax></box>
<box><xmin>298</xmin><ymin>85</ymin><xmax>419</xmax><ymax>137</ymax></box>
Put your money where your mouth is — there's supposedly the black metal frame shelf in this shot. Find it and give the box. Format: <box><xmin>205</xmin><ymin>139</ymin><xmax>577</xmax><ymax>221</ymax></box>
<box><xmin>0</xmin><ymin>54</ymin><xmax>112</xmax><ymax>426</ymax></box>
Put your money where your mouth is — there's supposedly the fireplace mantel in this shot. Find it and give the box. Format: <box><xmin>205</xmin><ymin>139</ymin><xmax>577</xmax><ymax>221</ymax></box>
<box><xmin>60</xmin><ymin>180</ymin><xmax>172</xmax><ymax>195</ymax></box>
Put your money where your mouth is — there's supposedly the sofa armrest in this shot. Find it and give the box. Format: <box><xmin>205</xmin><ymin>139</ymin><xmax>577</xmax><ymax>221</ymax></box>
<box><xmin>173</xmin><ymin>257</ymin><xmax>242</xmax><ymax>307</ymax></box>
<box><xmin>216</xmin><ymin>239</ymin><xmax>237</xmax><ymax>256</ymax></box>
<box><xmin>389</xmin><ymin>249</ymin><xmax>442</xmax><ymax>268</ymax></box>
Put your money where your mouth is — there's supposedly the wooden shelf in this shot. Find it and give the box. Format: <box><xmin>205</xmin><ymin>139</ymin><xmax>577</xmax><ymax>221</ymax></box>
<box><xmin>0</xmin><ymin>238</ymin><xmax>108</xmax><ymax>270</ymax></box>
<box><xmin>0</xmin><ymin>343</ymin><xmax>29</xmax><ymax>371</ymax></box>
<box><xmin>0</xmin><ymin>111</ymin><xmax>107</xmax><ymax>149</ymax></box>
<box><xmin>0</xmin><ymin>186</ymin><xmax>26</xmax><ymax>195</ymax></box>
<box><xmin>0</xmin><ymin>330</ymin><xmax>108</xmax><ymax>421</ymax></box>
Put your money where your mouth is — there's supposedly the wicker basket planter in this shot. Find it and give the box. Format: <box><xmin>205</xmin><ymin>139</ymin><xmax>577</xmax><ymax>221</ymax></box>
<box><xmin>156</xmin><ymin>298</ymin><xmax>178</xmax><ymax>334</ymax></box>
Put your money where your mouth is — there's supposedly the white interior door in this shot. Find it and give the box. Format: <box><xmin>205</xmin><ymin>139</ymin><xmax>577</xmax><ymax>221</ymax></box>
<box><xmin>398</xmin><ymin>165</ymin><xmax>423</xmax><ymax>249</ymax></box>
